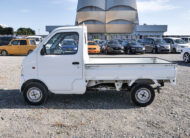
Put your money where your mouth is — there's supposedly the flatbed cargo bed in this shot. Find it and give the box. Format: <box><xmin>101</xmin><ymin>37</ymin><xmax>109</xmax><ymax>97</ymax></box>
<box><xmin>85</xmin><ymin>57</ymin><xmax>177</xmax><ymax>84</ymax></box>
<box><xmin>86</xmin><ymin>57</ymin><xmax>174</xmax><ymax>65</ymax></box>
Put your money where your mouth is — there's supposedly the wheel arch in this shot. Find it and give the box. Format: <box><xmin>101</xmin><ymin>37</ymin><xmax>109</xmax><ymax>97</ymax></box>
<box><xmin>129</xmin><ymin>79</ymin><xmax>159</xmax><ymax>87</ymax></box>
<box><xmin>21</xmin><ymin>79</ymin><xmax>48</xmax><ymax>93</ymax></box>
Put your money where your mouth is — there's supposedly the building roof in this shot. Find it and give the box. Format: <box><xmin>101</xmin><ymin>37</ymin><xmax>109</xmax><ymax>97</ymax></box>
<box><xmin>136</xmin><ymin>25</ymin><xmax>167</xmax><ymax>32</ymax></box>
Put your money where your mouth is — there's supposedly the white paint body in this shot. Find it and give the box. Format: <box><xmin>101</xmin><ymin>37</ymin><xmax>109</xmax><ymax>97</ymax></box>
<box><xmin>181</xmin><ymin>48</ymin><xmax>190</xmax><ymax>62</ymax></box>
<box><xmin>21</xmin><ymin>26</ymin><xmax>177</xmax><ymax>95</ymax></box>
<box><xmin>26</xmin><ymin>36</ymin><xmax>42</xmax><ymax>45</ymax></box>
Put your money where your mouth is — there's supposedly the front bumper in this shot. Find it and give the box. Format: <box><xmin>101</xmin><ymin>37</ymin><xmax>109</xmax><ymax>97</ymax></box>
<box><xmin>108</xmin><ymin>50</ymin><xmax>124</xmax><ymax>54</ymax></box>
<box><xmin>131</xmin><ymin>48</ymin><xmax>145</xmax><ymax>53</ymax></box>
<box><xmin>88</xmin><ymin>49</ymin><xmax>101</xmax><ymax>54</ymax></box>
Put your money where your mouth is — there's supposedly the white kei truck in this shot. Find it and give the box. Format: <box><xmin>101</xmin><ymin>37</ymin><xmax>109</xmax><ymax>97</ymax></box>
<box><xmin>20</xmin><ymin>25</ymin><xmax>177</xmax><ymax>107</ymax></box>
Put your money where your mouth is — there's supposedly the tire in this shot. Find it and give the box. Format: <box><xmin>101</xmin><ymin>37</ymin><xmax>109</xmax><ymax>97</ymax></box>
<box><xmin>23</xmin><ymin>82</ymin><xmax>48</xmax><ymax>105</ymax></box>
<box><xmin>1</xmin><ymin>50</ymin><xmax>8</xmax><ymax>56</ymax></box>
<box><xmin>127</xmin><ymin>49</ymin><xmax>130</xmax><ymax>54</ymax></box>
<box><xmin>183</xmin><ymin>53</ymin><xmax>190</xmax><ymax>63</ymax></box>
<box><xmin>130</xmin><ymin>84</ymin><xmax>155</xmax><ymax>107</ymax></box>
<box><xmin>152</xmin><ymin>49</ymin><xmax>156</xmax><ymax>54</ymax></box>
<box><xmin>28</xmin><ymin>50</ymin><xmax>33</xmax><ymax>55</ymax></box>
<box><xmin>173</xmin><ymin>48</ymin><xmax>177</xmax><ymax>53</ymax></box>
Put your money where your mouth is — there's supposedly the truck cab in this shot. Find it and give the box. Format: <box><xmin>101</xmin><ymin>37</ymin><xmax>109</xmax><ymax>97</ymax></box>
<box><xmin>21</xmin><ymin>26</ymin><xmax>177</xmax><ymax>107</ymax></box>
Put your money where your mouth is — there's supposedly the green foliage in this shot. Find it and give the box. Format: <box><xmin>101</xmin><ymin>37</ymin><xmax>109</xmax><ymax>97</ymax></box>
<box><xmin>0</xmin><ymin>26</ymin><xmax>14</xmax><ymax>35</ymax></box>
<box><xmin>16</xmin><ymin>28</ymin><xmax>35</xmax><ymax>35</ymax></box>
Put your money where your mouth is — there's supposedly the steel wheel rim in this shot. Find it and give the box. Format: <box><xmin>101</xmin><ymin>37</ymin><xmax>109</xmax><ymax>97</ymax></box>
<box><xmin>2</xmin><ymin>51</ymin><xmax>6</xmax><ymax>56</ymax></box>
<box><xmin>184</xmin><ymin>54</ymin><xmax>189</xmax><ymax>63</ymax></box>
<box><xmin>135</xmin><ymin>88</ymin><xmax>151</xmax><ymax>104</ymax></box>
<box><xmin>27</xmin><ymin>87</ymin><xmax>42</xmax><ymax>103</ymax></box>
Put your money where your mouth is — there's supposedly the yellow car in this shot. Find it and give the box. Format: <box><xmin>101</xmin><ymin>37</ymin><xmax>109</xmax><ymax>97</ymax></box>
<box><xmin>88</xmin><ymin>41</ymin><xmax>101</xmax><ymax>54</ymax></box>
<box><xmin>0</xmin><ymin>39</ymin><xmax>37</xmax><ymax>56</ymax></box>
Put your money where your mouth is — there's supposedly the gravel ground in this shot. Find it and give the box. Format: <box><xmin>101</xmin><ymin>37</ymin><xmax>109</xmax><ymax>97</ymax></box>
<box><xmin>0</xmin><ymin>54</ymin><xmax>190</xmax><ymax>138</ymax></box>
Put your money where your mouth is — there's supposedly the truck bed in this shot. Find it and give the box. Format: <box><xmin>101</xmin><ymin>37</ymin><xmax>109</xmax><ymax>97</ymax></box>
<box><xmin>85</xmin><ymin>57</ymin><xmax>177</xmax><ymax>83</ymax></box>
<box><xmin>86</xmin><ymin>57</ymin><xmax>171</xmax><ymax>65</ymax></box>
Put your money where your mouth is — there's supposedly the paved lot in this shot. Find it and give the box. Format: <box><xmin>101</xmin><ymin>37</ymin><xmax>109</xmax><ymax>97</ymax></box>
<box><xmin>0</xmin><ymin>54</ymin><xmax>190</xmax><ymax>137</ymax></box>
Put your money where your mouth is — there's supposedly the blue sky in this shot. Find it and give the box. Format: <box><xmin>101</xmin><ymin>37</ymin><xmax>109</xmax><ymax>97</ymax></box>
<box><xmin>0</xmin><ymin>0</ymin><xmax>190</xmax><ymax>35</ymax></box>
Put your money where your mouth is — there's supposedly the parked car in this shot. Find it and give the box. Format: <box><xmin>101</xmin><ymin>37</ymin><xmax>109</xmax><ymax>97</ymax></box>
<box><xmin>61</xmin><ymin>39</ymin><xmax>78</xmax><ymax>54</ymax></box>
<box><xmin>142</xmin><ymin>38</ymin><xmax>171</xmax><ymax>53</ymax></box>
<box><xmin>20</xmin><ymin>25</ymin><xmax>177</xmax><ymax>107</ymax></box>
<box><xmin>0</xmin><ymin>36</ymin><xmax>15</xmax><ymax>46</ymax></box>
<box><xmin>164</xmin><ymin>38</ymin><xmax>190</xmax><ymax>53</ymax></box>
<box><xmin>0</xmin><ymin>39</ymin><xmax>37</xmax><ymax>56</ymax></box>
<box><xmin>181</xmin><ymin>48</ymin><xmax>190</xmax><ymax>63</ymax></box>
<box><xmin>96</xmin><ymin>40</ymin><xmax>107</xmax><ymax>53</ymax></box>
<box><xmin>124</xmin><ymin>40</ymin><xmax>145</xmax><ymax>54</ymax></box>
<box><xmin>26</xmin><ymin>36</ymin><xmax>42</xmax><ymax>45</ymax></box>
<box><xmin>105</xmin><ymin>40</ymin><xmax>124</xmax><ymax>54</ymax></box>
<box><xmin>181</xmin><ymin>37</ymin><xmax>190</xmax><ymax>44</ymax></box>
<box><xmin>88</xmin><ymin>41</ymin><xmax>101</xmax><ymax>54</ymax></box>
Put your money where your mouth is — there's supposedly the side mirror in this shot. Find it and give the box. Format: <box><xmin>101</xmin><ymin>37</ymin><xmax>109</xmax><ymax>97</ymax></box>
<box><xmin>40</xmin><ymin>45</ymin><xmax>46</xmax><ymax>55</ymax></box>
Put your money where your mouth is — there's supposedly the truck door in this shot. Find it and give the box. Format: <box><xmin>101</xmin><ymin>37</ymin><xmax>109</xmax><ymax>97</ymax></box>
<box><xmin>37</xmin><ymin>31</ymin><xmax>86</xmax><ymax>94</ymax></box>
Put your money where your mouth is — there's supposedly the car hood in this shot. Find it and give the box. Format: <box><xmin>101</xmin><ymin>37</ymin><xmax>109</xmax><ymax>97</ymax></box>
<box><xmin>109</xmin><ymin>44</ymin><xmax>122</xmax><ymax>48</ymax></box>
<box><xmin>178</xmin><ymin>43</ymin><xmax>190</xmax><ymax>47</ymax></box>
<box><xmin>88</xmin><ymin>45</ymin><xmax>99</xmax><ymax>49</ymax></box>
<box><xmin>62</xmin><ymin>45</ymin><xmax>77</xmax><ymax>48</ymax></box>
<box><xmin>131</xmin><ymin>45</ymin><xmax>144</xmax><ymax>48</ymax></box>
<box><xmin>0</xmin><ymin>46</ymin><xmax>9</xmax><ymax>49</ymax></box>
<box><xmin>159</xmin><ymin>44</ymin><xmax>170</xmax><ymax>48</ymax></box>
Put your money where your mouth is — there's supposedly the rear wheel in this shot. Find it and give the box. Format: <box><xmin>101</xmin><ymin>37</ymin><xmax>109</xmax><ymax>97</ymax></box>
<box><xmin>130</xmin><ymin>84</ymin><xmax>155</xmax><ymax>107</ymax></box>
<box><xmin>1</xmin><ymin>50</ymin><xmax>8</xmax><ymax>56</ymax></box>
<box><xmin>23</xmin><ymin>82</ymin><xmax>48</xmax><ymax>105</ymax></box>
<box><xmin>183</xmin><ymin>53</ymin><xmax>190</xmax><ymax>63</ymax></box>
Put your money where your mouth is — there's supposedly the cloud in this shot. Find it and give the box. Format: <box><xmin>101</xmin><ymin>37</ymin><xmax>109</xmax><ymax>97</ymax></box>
<box><xmin>0</xmin><ymin>24</ymin><xmax>8</xmax><ymax>28</ymax></box>
<box><xmin>137</xmin><ymin>0</ymin><xmax>179</xmax><ymax>12</ymax></box>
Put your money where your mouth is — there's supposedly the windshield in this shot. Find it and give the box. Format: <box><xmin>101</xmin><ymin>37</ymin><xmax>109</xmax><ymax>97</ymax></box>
<box><xmin>108</xmin><ymin>41</ymin><xmax>119</xmax><ymax>45</ymax></box>
<box><xmin>175</xmin><ymin>39</ymin><xmax>186</xmax><ymax>44</ymax></box>
<box><xmin>128</xmin><ymin>41</ymin><xmax>141</xmax><ymax>46</ymax></box>
<box><xmin>35</xmin><ymin>38</ymin><xmax>40</xmax><ymax>41</ymax></box>
<box><xmin>155</xmin><ymin>39</ymin><xmax>166</xmax><ymax>44</ymax></box>
<box><xmin>88</xmin><ymin>42</ymin><xmax>96</xmax><ymax>45</ymax></box>
<box><xmin>63</xmin><ymin>41</ymin><xmax>76</xmax><ymax>46</ymax></box>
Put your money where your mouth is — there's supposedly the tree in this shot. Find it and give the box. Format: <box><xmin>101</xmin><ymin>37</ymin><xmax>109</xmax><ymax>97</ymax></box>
<box><xmin>16</xmin><ymin>28</ymin><xmax>35</xmax><ymax>35</ymax></box>
<box><xmin>0</xmin><ymin>26</ymin><xmax>14</xmax><ymax>35</ymax></box>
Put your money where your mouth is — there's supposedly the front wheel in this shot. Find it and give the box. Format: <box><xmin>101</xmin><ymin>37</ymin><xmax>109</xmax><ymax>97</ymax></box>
<box><xmin>23</xmin><ymin>82</ymin><xmax>48</xmax><ymax>105</ymax></box>
<box><xmin>130</xmin><ymin>84</ymin><xmax>155</xmax><ymax>107</ymax></box>
<box><xmin>1</xmin><ymin>50</ymin><xmax>8</xmax><ymax>56</ymax></box>
<box><xmin>183</xmin><ymin>53</ymin><xmax>190</xmax><ymax>63</ymax></box>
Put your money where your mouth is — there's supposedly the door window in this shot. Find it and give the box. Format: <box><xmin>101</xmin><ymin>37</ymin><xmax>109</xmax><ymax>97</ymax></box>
<box><xmin>20</xmin><ymin>40</ymin><xmax>27</xmax><ymax>45</ymax></box>
<box><xmin>30</xmin><ymin>40</ymin><xmax>36</xmax><ymax>45</ymax></box>
<box><xmin>44</xmin><ymin>32</ymin><xmax>79</xmax><ymax>55</ymax></box>
<box><xmin>12</xmin><ymin>40</ymin><xmax>20</xmax><ymax>45</ymax></box>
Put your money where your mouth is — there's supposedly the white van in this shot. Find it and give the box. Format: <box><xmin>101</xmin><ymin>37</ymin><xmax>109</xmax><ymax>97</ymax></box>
<box><xmin>164</xmin><ymin>37</ymin><xmax>190</xmax><ymax>53</ymax></box>
<box><xmin>26</xmin><ymin>36</ymin><xmax>42</xmax><ymax>45</ymax></box>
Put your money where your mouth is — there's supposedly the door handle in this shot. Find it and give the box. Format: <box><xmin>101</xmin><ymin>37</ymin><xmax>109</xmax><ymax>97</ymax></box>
<box><xmin>72</xmin><ymin>62</ymin><xmax>80</xmax><ymax>65</ymax></box>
